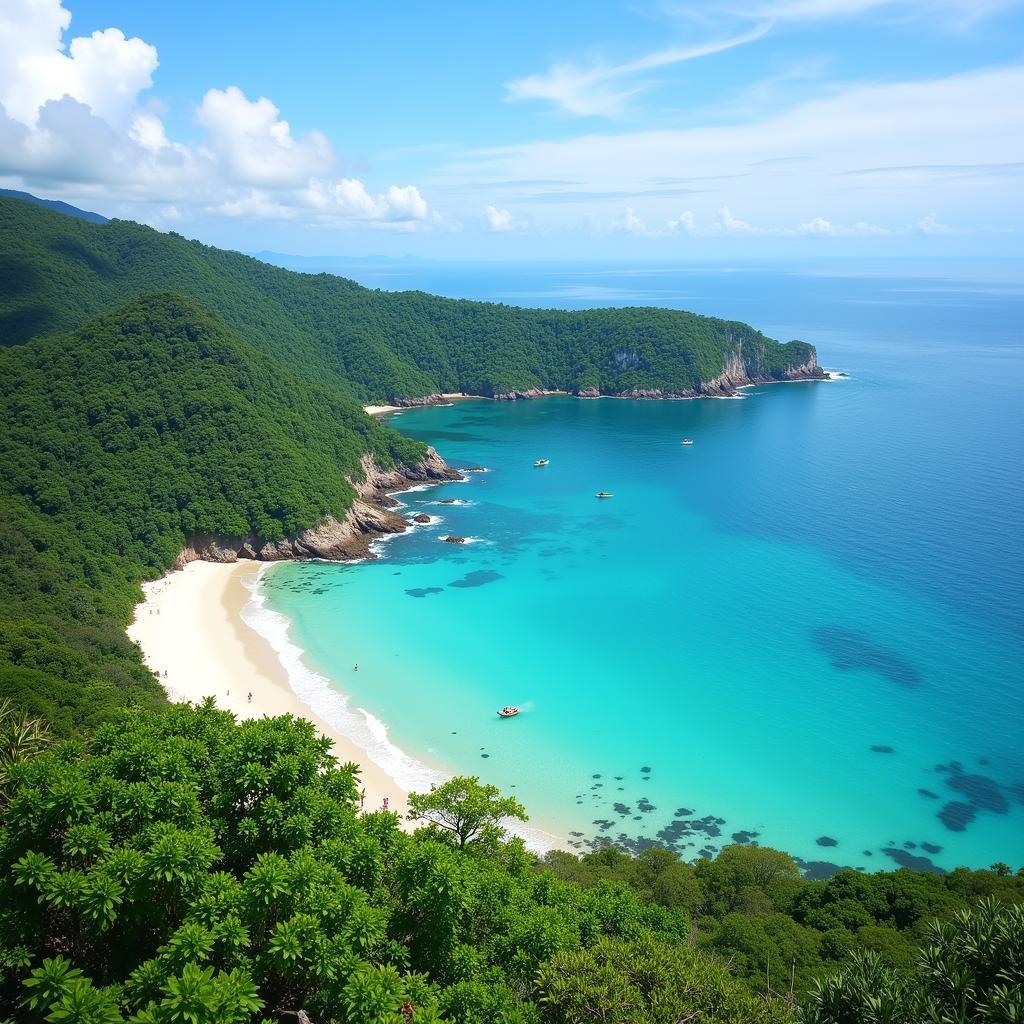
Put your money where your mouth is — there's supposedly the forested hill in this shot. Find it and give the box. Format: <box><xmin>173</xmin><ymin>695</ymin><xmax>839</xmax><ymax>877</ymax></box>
<box><xmin>0</xmin><ymin>195</ymin><xmax>821</xmax><ymax>402</ymax></box>
<box><xmin>0</xmin><ymin>294</ymin><xmax>427</xmax><ymax>731</ymax></box>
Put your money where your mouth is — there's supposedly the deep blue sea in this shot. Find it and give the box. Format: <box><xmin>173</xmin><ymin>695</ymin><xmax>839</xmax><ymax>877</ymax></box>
<box><xmin>252</xmin><ymin>260</ymin><xmax>1024</xmax><ymax>874</ymax></box>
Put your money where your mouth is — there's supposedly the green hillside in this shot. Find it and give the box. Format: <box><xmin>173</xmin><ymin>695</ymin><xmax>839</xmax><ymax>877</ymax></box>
<box><xmin>0</xmin><ymin>293</ymin><xmax>425</xmax><ymax>732</ymax></box>
<box><xmin>0</xmin><ymin>196</ymin><xmax>820</xmax><ymax>402</ymax></box>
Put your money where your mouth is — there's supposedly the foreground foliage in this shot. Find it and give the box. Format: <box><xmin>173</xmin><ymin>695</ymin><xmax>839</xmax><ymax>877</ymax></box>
<box><xmin>0</xmin><ymin>705</ymin><xmax>1021</xmax><ymax>1023</ymax></box>
<box><xmin>1</xmin><ymin>704</ymin><xmax>793</xmax><ymax>1023</ymax></box>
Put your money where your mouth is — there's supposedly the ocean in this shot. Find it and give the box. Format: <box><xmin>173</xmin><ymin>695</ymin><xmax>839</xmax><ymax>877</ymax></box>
<box><xmin>247</xmin><ymin>259</ymin><xmax>1024</xmax><ymax>874</ymax></box>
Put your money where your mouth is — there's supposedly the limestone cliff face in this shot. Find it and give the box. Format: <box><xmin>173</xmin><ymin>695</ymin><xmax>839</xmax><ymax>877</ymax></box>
<box><xmin>578</xmin><ymin>344</ymin><xmax>825</xmax><ymax>400</ymax></box>
<box><xmin>172</xmin><ymin>447</ymin><xmax>461</xmax><ymax>569</ymax></box>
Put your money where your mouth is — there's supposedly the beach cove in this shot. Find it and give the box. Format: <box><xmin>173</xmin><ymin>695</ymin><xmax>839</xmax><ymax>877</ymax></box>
<box><xmin>129</xmin><ymin>260</ymin><xmax>1024</xmax><ymax>875</ymax></box>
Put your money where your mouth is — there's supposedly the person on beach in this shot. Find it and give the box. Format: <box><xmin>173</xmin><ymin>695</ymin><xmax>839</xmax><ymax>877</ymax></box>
<box><xmin>247</xmin><ymin>691</ymin><xmax>252</xmax><ymax>703</ymax></box>
<box><xmin>383</xmin><ymin>796</ymin><xmax>389</xmax><ymax>811</ymax></box>
<box><xmin>354</xmin><ymin>663</ymin><xmax>359</xmax><ymax>671</ymax></box>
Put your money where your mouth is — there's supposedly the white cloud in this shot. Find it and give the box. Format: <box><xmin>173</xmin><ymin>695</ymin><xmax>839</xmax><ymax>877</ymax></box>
<box><xmin>304</xmin><ymin>179</ymin><xmax>429</xmax><ymax>223</ymax></box>
<box><xmin>456</xmin><ymin>65</ymin><xmax>1024</xmax><ymax>240</ymax></box>
<box><xmin>668</xmin><ymin>0</ymin><xmax>1015</xmax><ymax>29</ymax></box>
<box><xmin>198</xmin><ymin>86</ymin><xmax>333</xmax><ymax>188</ymax></box>
<box><xmin>719</xmin><ymin>206</ymin><xmax>753</xmax><ymax>232</ymax></box>
<box><xmin>668</xmin><ymin>210</ymin><xmax>696</xmax><ymax>233</ymax></box>
<box><xmin>485</xmin><ymin>205</ymin><xmax>514</xmax><ymax>231</ymax></box>
<box><xmin>505</xmin><ymin>23</ymin><xmax>771</xmax><ymax>117</ymax></box>
<box><xmin>0</xmin><ymin>0</ymin><xmax>431</xmax><ymax>229</ymax></box>
<box><xmin>916</xmin><ymin>212</ymin><xmax>957</xmax><ymax>234</ymax></box>
<box><xmin>0</xmin><ymin>0</ymin><xmax>157</xmax><ymax>127</ymax></box>
<box><xmin>620</xmin><ymin>206</ymin><xmax>648</xmax><ymax>234</ymax></box>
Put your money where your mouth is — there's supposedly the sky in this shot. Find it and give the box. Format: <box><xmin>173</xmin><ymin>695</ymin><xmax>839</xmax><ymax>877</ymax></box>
<box><xmin>1</xmin><ymin>0</ymin><xmax>1022</xmax><ymax>259</ymax></box>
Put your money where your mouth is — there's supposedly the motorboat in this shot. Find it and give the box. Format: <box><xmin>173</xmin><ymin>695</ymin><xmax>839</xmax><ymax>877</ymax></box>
<box><xmin>595</xmin><ymin>491</ymin><xmax>614</xmax><ymax>498</ymax></box>
<box><xmin>681</xmin><ymin>438</ymin><xmax>695</xmax><ymax>446</ymax></box>
<box><xmin>534</xmin><ymin>459</ymin><xmax>550</xmax><ymax>467</ymax></box>
<box><xmin>497</xmin><ymin>706</ymin><xmax>520</xmax><ymax>718</ymax></box>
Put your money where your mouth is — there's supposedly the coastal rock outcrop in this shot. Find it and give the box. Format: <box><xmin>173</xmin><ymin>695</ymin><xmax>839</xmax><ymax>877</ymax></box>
<box><xmin>382</xmin><ymin>348</ymin><xmax>826</xmax><ymax>407</ymax></box>
<box><xmin>488</xmin><ymin>387</ymin><xmax>564</xmax><ymax>401</ymax></box>
<box><xmin>392</xmin><ymin>393</ymin><xmax>445</xmax><ymax>407</ymax></box>
<box><xmin>173</xmin><ymin>447</ymin><xmax>462</xmax><ymax>569</ymax></box>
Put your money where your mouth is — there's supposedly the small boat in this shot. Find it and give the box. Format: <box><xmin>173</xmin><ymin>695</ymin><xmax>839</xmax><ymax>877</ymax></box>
<box><xmin>595</xmin><ymin>491</ymin><xmax>614</xmax><ymax>499</ymax></box>
<box><xmin>681</xmin><ymin>438</ymin><xmax>695</xmax><ymax>446</ymax></box>
<box><xmin>534</xmin><ymin>459</ymin><xmax>550</xmax><ymax>467</ymax></box>
<box><xmin>497</xmin><ymin>706</ymin><xmax>520</xmax><ymax>718</ymax></box>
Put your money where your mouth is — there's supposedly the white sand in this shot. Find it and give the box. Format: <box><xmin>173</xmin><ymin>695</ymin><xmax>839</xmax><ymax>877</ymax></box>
<box><xmin>126</xmin><ymin>559</ymin><xmax>567</xmax><ymax>852</ymax></box>
<box><xmin>127</xmin><ymin>560</ymin><xmax>409</xmax><ymax>818</ymax></box>
<box><xmin>364</xmin><ymin>405</ymin><xmax>404</xmax><ymax>416</ymax></box>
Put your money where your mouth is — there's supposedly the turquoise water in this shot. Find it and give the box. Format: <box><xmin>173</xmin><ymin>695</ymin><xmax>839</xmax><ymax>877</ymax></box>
<box><xmin>259</xmin><ymin>262</ymin><xmax>1024</xmax><ymax>874</ymax></box>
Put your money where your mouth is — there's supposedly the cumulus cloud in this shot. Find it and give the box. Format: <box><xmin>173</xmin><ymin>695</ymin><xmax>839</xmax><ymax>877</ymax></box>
<box><xmin>0</xmin><ymin>0</ymin><xmax>431</xmax><ymax>229</ymax></box>
<box><xmin>485</xmin><ymin>205</ymin><xmax>514</xmax><ymax>231</ymax></box>
<box><xmin>198</xmin><ymin>86</ymin><xmax>334</xmax><ymax>188</ymax></box>
<box><xmin>0</xmin><ymin>0</ymin><xmax>157</xmax><ymax>127</ymax></box>
<box><xmin>719</xmin><ymin>206</ymin><xmax>753</xmax><ymax>232</ymax></box>
<box><xmin>669</xmin><ymin>210</ymin><xmax>696</xmax><ymax>233</ymax></box>
<box><xmin>916</xmin><ymin>212</ymin><xmax>957</xmax><ymax>234</ymax></box>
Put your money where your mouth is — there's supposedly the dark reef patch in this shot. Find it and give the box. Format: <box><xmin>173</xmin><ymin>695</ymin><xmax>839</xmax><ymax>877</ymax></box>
<box><xmin>811</xmin><ymin>626</ymin><xmax>921</xmax><ymax>688</ymax></box>
<box><xmin>946</xmin><ymin>772</ymin><xmax>1009</xmax><ymax>814</ymax></box>
<box><xmin>405</xmin><ymin>586</ymin><xmax>444</xmax><ymax>598</ymax></box>
<box><xmin>816</xmin><ymin>836</ymin><xmax>838</xmax><ymax>847</ymax></box>
<box><xmin>447</xmin><ymin>569</ymin><xmax>504</xmax><ymax>589</ymax></box>
<box><xmin>918</xmin><ymin>788</ymin><xmax>939</xmax><ymax>800</ymax></box>
<box><xmin>795</xmin><ymin>858</ymin><xmax>845</xmax><ymax>881</ymax></box>
<box><xmin>871</xmin><ymin>745</ymin><xmax>894</xmax><ymax>754</ymax></box>
<box><xmin>922</xmin><ymin>842</ymin><xmax>942</xmax><ymax>855</ymax></box>
<box><xmin>882</xmin><ymin>848</ymin><xmax>945</xmax><ymax>874</ymax></box>
<box><xmin>938</xmin><ymin>801</ymin><xmax>976</xmax><ymax>832</ymax></box>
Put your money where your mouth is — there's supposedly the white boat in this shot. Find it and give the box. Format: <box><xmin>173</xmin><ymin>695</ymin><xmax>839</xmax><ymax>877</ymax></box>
<box><xmin>534</xmin><ymin>459</ymin><xmax>550</xmax><ymax>467</ymax></box>
<box><xmin>595</xmin><ymin>491</ymin><xmax>614</xmax><ymax>499</ymax></box>
<box><xmin>681</xmin><ymin>438</ymin><xmax>695</xmax><ymax>446</ymax></box>
<box><xmin>497</xmin><ymin>706</ymin><xmax>520</xmax><ymax>718</ymax></box>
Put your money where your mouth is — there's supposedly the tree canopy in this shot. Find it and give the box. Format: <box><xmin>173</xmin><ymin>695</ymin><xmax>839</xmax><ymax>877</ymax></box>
<box><xmin>407</xmin><ymin>776</ymin><xmax>527</xmax><ymax>850</ymax></box>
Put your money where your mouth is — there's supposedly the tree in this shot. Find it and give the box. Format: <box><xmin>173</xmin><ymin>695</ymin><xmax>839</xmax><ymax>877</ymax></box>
<box><xmin>801</xmin><ymin>897</ymin><xmax>1024</xmax><ymax>1024</ymax></box>
<box><xmin>536</xmin><ymin>935</ymin><xmax>794</xmax><ymax>1024</ymax></box>
<box><xmin>407</xmin><ymin>776</ymin><xmax>527</xmax><ymax>850</ymax></box>
<box><xmin>0</xmin><ymin>696</ymin><xmax>52</xmax><ymax>806</ymax></box>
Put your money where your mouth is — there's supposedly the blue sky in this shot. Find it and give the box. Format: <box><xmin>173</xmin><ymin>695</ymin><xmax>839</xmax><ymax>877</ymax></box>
<box><xmin>1</xmin><ymin>0</ymin><xmax>1022</xmax><ymax>258</ymax></box>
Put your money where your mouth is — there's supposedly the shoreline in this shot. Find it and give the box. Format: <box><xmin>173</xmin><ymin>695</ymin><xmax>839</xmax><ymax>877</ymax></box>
<box><xmin>127</xmin><ymin>556</ymin><xmax>568</xmax><ymax>852</ymax></box>
<box><xmin>127</xmin><ymin>560</ymin><xmax>413</xmax><ymax>818</ymax></box>
<box><xmin>363</xmin><ymin>375</ymin><xmax>834</xmax><ymax>416</ymax></box>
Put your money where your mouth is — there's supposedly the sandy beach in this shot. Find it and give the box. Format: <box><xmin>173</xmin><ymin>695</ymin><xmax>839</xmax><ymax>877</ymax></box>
<box><xmin>364</xmin><ymin>393</ymin><xmax>480</xmax><ymax>417</ymax></box>
<box><xmin>127</xmin><ymin>560</ymin><xmax>410</xmax><ymax>818</ymax></box>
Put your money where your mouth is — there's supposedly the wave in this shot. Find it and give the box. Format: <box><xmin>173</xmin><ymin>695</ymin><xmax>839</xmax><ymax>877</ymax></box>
<box><xmin>239</xmin><ymin>564</ymin><xmax>559</xmax><ymax>852</ymax></box>
<box><xmin>240</xmin><ymin>565</ymin><xmax>447</xmax><ymax>796</ymax></box>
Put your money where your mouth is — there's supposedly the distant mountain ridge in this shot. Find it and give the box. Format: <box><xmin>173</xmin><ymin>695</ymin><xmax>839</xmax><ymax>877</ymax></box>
<box><xmin>0</xmin><ymin>188</ymin><xmax>108</xmax><ymax>224</ymax></box>
<box><xmin>0</xmin><ymin>194</ymin><xmax>823</xmax><ymax>402</ymax></box>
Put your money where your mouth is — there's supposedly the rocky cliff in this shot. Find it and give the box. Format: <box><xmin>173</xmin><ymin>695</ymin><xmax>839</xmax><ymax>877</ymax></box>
<box><xmin>173</xmin><ymin>447</ymin><xmax>461</xmax><ymax>569</ymax></box>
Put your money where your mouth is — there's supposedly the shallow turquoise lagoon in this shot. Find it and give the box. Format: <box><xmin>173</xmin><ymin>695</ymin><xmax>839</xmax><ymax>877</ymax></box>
<box><xmin>257</xmin><ymin>263</ymin><xmax>1024</xmax><ymax>873</ymax></box>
